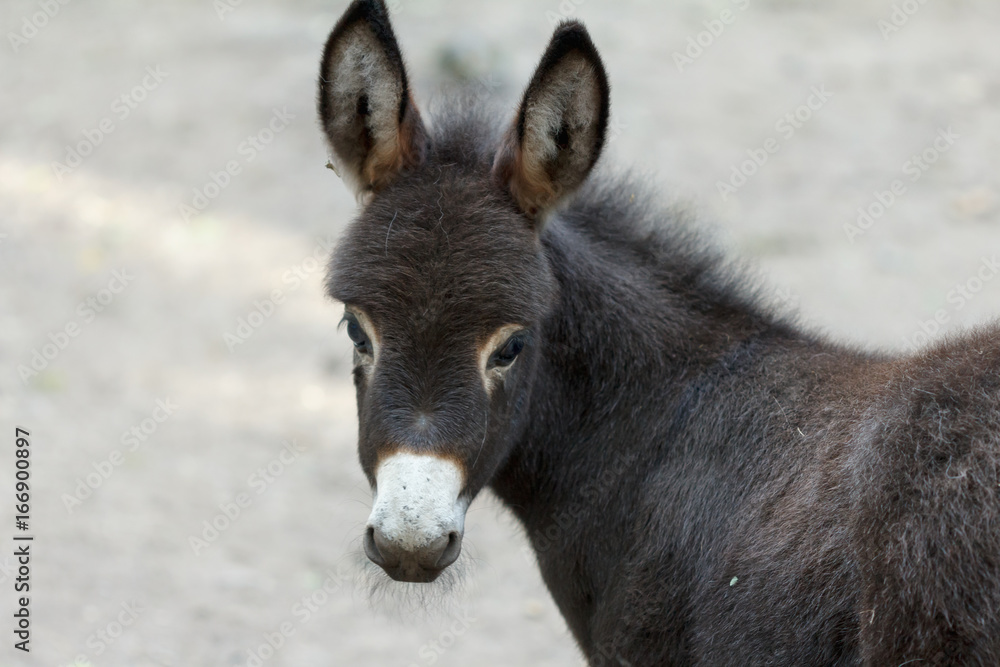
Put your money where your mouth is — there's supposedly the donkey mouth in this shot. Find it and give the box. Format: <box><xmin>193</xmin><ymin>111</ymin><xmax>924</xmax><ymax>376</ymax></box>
<box><xmin>364</xmin><ymin>526</ymin><xmax>463</xmax><ymax>583</ymax></box>
<box><xmin>364</xmin><ymin>451</ymin><xmax>468</xmax><ymax>583</ymax></box>
<box><xmin>384</xmin><ymin>564</ymin><xmax>443</xmax><ymax>584</ymax></box>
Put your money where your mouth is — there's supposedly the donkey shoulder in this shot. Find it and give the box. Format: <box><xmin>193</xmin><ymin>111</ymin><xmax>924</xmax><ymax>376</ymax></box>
<box><xmin>848</xmin><ymin>322</ymin><xmax>1000</xmax><ymax>663</ymax></box>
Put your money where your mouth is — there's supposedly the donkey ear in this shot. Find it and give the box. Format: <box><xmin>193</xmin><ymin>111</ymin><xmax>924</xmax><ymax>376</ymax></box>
<box><xmin>318</xmin><ymin>0</ymin><xmax>427</xmax><ymax>197</ymax></box>
<box><xmin>492</xmin><ymin>21</ymin><xmax>610</xmax><ymax>223</ymax></box>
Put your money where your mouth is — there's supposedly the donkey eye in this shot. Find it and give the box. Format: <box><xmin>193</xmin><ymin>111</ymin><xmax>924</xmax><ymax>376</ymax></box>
<box><xmin>490</xmin><ymin>334</ymin><xmax>526</xmax><ymax>368</ymax></box>
<box><xmin>345</xmin><ymin>317</ymin><xmax>372</xmax><ymax>355</ymax></box>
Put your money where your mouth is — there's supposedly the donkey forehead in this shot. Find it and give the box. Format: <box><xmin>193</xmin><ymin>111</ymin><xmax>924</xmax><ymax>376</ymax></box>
<box><xmin>329</xmin><ymin>186</ymin><xmax>554</xmax><ymax>327</ymax></box>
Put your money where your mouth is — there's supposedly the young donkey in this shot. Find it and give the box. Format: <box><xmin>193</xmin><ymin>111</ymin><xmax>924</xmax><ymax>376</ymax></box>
<box><xmin>318</xmin><ymin>1</ymin><xmax>1000</xmax><ymax>664</ymax></box>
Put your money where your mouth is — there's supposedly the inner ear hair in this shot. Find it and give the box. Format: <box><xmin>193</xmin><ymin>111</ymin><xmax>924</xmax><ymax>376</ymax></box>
<box><xmin>318</xmin><ymin>0</ymin><xmax>427</xmax><ymax>197</ymax></box>
<box><xmin>493</xmin><ymin>21</ymin><xmax>610</xmax><ymax>223</ymax></box>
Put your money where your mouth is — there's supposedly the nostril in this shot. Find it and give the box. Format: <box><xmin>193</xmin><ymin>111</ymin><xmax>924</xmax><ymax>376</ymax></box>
<box><xmin>435</xmin><ymin>531</ymin><xmax>463</xmax><ymax>569</ymax></box>
<box><xmin>364</xmin><ymin>526</ymin><xmax>387</xmax><ymax>567</ymax></box>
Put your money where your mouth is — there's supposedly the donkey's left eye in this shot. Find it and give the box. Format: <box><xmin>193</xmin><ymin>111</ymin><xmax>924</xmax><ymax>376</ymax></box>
<box><xmin>490</xmin><ymin>334</ymin><xmax>526</xmax><ymax>368</ymax></box>
<box><xmin>345</xmin><ymin>318</ymin><xmax>372</xmax><ymax>355</ymax></box>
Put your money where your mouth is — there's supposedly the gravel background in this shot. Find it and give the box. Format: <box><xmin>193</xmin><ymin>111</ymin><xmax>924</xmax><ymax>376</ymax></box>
<box><xmin>1</xmin><ymin>0</ymin><xmax>999</xmax><ymax>665</ymax></box>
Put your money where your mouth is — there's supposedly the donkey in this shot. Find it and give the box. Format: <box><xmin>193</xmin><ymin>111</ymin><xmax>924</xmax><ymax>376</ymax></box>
<box><xmin>316</xmin><ymin>1</ymin><xmax>1000</xmax><ymax>664</ymax></box>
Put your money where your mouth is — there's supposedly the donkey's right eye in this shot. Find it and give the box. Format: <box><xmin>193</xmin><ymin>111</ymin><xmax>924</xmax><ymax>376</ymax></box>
<box><xmin>346</xmin><ymin>319</ymin><xmax>372</xmax><ymax>355</ymax></box>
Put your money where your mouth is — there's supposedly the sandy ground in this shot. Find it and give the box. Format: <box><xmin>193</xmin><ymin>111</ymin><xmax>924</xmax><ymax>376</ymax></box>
<box><xmin>1</xmin><ymin>0</ymin><xmax>999</xmax><ymax>665</ymax></box>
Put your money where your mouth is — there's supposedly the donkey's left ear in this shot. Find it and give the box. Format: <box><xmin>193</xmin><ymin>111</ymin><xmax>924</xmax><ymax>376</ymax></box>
<box><xmin>318</xmin><ymin>0</ymin><xmax>428</xmax><ymax>198</ymax></box>
<box><xmin>493</xmin><ymin>21</ymin><xmax>610</xmax><ymax>224</ymax></box>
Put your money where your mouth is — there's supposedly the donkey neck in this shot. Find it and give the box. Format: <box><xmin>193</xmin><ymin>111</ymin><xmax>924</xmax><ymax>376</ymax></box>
<box><xmin>487</xmin><ymin>208</ymin><xmax>793</xmax><ymax>645</ymax></box>
<box><xmin>490</xmin><ymin>209</ymin><xmax>785</xmax><ymax>512</ymax></box>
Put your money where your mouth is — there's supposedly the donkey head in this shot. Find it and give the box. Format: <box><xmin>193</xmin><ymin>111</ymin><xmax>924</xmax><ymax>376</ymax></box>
<box><xmin>318</xmin><ymin>0</ymin><xmax>609</xmax><ymax>583</ymax></box>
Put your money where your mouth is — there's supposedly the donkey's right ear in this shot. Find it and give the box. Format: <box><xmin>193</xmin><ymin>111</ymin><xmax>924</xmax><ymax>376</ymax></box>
<box><xmin>318</xmin><ymin>0</ymin><xmax>427</xmax><ymax>198</ymax></box>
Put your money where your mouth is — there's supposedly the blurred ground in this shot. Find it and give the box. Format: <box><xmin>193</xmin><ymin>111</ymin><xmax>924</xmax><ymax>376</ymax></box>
<box><xmin>1</xmin><ymin>0</ymin><xmax>999</xmax><ymax>665</ymax></box>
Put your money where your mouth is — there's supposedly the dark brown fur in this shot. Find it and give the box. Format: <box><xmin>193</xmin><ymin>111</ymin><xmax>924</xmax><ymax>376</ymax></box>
<box><xmin>316</xmin><ymin>2</ymin><xmax>1000</xmax><ymax>664</ymax></box>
